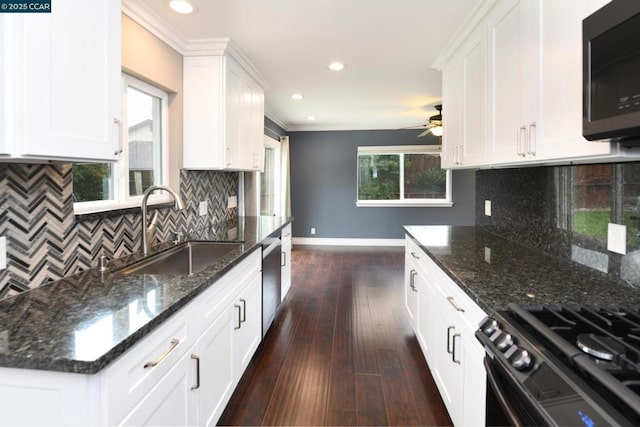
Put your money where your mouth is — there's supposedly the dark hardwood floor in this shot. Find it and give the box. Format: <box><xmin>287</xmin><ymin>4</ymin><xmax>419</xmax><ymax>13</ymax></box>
<box><xmin>219</xmin><ymin>245</ymin><xmax>452</xmax><ymax>426</ymax></box>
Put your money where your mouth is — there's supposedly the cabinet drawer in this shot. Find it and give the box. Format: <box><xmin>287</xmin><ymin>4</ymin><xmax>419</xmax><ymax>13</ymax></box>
<box><xmin>101</xmin><ymin>308</ymin><xmax>193</xmax><ymax>425</ymax></box>
<box><xmin>193</xmin><ymin>249</ymin><xmax>261</xmax><ymax>336</ymax></box>
<box><xmin>281</xmin><ymin>224</ymin><xmax>292</xmax><ymax>248</ymax></box>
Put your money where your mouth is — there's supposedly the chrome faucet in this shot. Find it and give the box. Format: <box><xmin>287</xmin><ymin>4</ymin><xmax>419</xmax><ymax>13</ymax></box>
<box><xmin>141</xmin><ymin>185</ymin><xmax>186</xmax><ymax>256</ymax></box>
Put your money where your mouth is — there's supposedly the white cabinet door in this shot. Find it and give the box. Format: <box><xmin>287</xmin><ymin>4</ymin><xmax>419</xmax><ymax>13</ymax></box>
<box><xmin>441</xmin><ymin>56</ymin><xmax>463</xmax><ymax>169</ymax></box>
<box><xmin>441</xmin><ymin>21</ymin><xmax>487</xmax><ymax>169</ymax></box>
<box><xmin>404</xmin><ymin>255</ymin><xmax>419</xmax><ymax>330</ymax></box>
<box><xmin>430</xmin><ymin>299</ymin><xmax>464</xmax><ymax>427</ymax></box>
<box><xmin>225</xmin><ymin>57</ymin><xmax>245</xmax><ymax>169</ymax></box>
<box><xmin>487</xmin><ymin>0</ymin><xmax>531</xmax><ymax>164</ymax></box>
<box><xmin>234</xmin><ymin>272</ymin><xmax>262</xmax><ymax>378</ymax></box>
<box><xmin>118</xmin><ymin>348</ymin><xmax>197</xmax><ymax>427</ymax></box>
<box><xmin>1</xmin><ymin>0</ymin><xmax>121</xmax><ymax>162</ymax></box>
<box><xmin>281</xmin><ymin>224</ymin><xmax>292</xmax><ymax>301</ymax></box>
<box><xmin>414</xmin><ymin>268</ymin><xmax>432</xmax><ymax>356</ymax></box>
<box><xmin>183</xmin><ymin>50</ymin><xmax>266</xmax><ymax>172</ymax></box>
<box><xmin>195</xmin><ymin>306</ymin><xmax>236</xmax><ymax>427</ymax></box>
<box><xmin>462</xmin><ymin>335</ymin><xmax>487</xmax><ymax>427</ymax></box>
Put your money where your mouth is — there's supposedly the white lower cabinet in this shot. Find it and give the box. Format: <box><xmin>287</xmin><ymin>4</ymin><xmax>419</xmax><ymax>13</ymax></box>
<box><xmin>281</xmin><ymin>223</ymin><xmax>292</xmax><ymax>301</ymax></box>
<box><xmin>0</xmin><ymin>249</ymin><xmax>262</xmax><ymax>427</ymax></box>
<box><xmin>405</xmin><ymin>234</ymin><xmax>487</xmax><ymax>427</ymax></box>
<box><xmin>195</xmin><ymin>305</ymin><xmax>235</xmax><ymax>427</ymax></box>
<box><xmin>119</xmin><ymin>347</ymin><xmax>197</xmax><ymax>426</ymax></box>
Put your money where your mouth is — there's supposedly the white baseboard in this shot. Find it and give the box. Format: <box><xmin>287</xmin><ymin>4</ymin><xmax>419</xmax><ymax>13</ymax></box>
<box><xmin>292</xmin><ymin>237</ymin><xmax>405</xmax><ymax>247</ymax></box>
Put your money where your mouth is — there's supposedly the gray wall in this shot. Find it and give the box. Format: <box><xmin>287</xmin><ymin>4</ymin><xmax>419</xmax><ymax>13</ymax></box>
<box><xmin>289</xmin><ymin>130</ymin><xmax>476</xmax><ymax>239</ymax></box>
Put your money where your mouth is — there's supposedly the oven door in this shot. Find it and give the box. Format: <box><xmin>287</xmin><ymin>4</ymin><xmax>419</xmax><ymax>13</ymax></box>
<box><xmin>484</xmin><ymin>355</ymin><xmax>549</xmax><ymax>426</ymax></box>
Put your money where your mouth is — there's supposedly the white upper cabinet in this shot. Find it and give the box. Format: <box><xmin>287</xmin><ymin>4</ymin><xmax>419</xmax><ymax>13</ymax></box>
<box><xmin>435</xmin><ymin>0</ymin><xmax>636</xmax><ymax>168</ymax></box>
<box><xmin>487</xmin><ymin>0</ymin><xmax>537</xmax><ymax>164</ymax></box>
<box><xmin>183</xmin><ymin>42</ymin><xmax>266</xmax><ymax>172</ymax></box>
<box><xmin>441</xmin><ymin>23</ymin><xmax>488</xmax><ymax>169</ymax></box>
<box><xmin>0</xmin><ymin>0</ymin><xmax>121</xmax><ymax>162</ymax></box>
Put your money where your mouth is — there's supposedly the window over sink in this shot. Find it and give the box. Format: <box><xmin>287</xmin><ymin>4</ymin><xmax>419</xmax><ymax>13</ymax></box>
<box><xmin>356</xmin><ymin>145</ymin><xmax>452</xmax><ymax>207</ymax></box>
<box><xmin>73</xmin><ymin>74</ymin><xmax>170</xmax><ymax>214</ymax></box>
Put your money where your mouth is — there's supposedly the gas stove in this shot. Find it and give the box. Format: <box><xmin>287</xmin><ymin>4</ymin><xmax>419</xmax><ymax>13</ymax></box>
<box><xmin>477</xmin><ymin>304</ymin><xmax>640</xmax><ymax>426</ymax></box>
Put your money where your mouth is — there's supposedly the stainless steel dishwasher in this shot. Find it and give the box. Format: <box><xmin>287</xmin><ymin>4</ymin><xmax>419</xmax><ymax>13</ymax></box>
<box><xmin>262</xmin><ymin>236</ymin><xmax>281</xmax><ymax>337</ymax></box>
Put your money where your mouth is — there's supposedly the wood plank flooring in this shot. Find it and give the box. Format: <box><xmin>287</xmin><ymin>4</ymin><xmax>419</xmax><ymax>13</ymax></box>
<box><xmin>218</xmin><ymin>246</ymin><xmax>452</xmax><ymax>426</ymax></box>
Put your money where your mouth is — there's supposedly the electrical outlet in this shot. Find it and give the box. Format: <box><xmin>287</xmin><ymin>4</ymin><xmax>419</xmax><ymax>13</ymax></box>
<box><xmin>0</xmin><ymin>237</ymin><xmax>6</xmax><ymax>270</ymax></box>
<box><xmin>198</xmin><ymin>201</ymin><xmax>208</xmax><ymax>216</ymax></box>
<box><xmin>311</xmin><ymin>227</ymin><xmax>316</xmax><ymax>235</ymax></box>
<box><xmin>484</xmin><ymin>247</ymin><xmax>491</xmax><ymax>264</ymax></box>
<box><xmin>484</xmin><ymin>200</ymin><xmax>492</xmax><ymax>216</ymax></box>
<box><xmin>607</xmin><ymin>223</ymin><xmax>627</xmax><ymax>255</ymax></box>
<box><xmin>228</xmin><ymin>195</ymin><xmax>238</xmax><ymax>209</ymax></box>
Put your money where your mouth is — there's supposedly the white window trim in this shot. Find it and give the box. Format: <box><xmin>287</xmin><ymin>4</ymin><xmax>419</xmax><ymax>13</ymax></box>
<box><xmin>73</xmin><ymin>74</ymin><xmax>171</xmax><ymax>215</ymax></box>
<box><xmin>356</xmin><ymin>145</ymin><xmax>453</xmax><ymax>208</ymax></box>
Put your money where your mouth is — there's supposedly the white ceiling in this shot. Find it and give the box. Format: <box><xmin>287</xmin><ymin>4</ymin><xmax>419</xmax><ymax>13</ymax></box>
<box><xmin>129</xmin><ymin>0</ymin><xmax>479</xmax><ymax>132</ymax></box>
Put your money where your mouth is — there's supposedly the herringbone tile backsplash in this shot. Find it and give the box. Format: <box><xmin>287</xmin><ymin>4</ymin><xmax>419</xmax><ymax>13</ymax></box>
<box><xmin>0</xmin><ymin>164</ymin><xmax>238</xmax><ymax>300</ymax></box>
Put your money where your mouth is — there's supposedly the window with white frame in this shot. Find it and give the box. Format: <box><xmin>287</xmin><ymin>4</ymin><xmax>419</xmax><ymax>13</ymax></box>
<box><xmin>73</xmin><ymin>74</ymin><xmax>170</xmax><ymax>214</ymax></box>
<box><xmin>356</xmin><ymin>145</ymin><xmax>452</xmax><ymax>207</ymax></box>
<box><xmin>257</xmin><ymin>135</ymin><xmax>282</xmax><ymax>216</ymax></box>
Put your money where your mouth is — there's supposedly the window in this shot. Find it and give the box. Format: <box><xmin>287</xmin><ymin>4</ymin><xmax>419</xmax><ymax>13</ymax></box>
<box><xmin>357</xmin><ymin>145</ymin><xmax>452</xmax><ymax>207</ymax></box>
<box><xmin>73</xmin><ymin>74</ymin><xmax>170</xmax><ymax>213</ymax></box>
<box><xmin>257</xmin><ymin>135</ymin><xmax>282</xmax><ymax>216</ymax></box>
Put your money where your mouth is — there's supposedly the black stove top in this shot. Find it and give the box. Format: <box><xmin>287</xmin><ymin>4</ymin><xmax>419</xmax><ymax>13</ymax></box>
<box><xmin>477</xmin><ymin>304</ymin><xmax>640</xmax><ymax>426</ymax></box>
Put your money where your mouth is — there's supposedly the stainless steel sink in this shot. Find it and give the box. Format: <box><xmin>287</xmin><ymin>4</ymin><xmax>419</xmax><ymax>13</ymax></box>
<box><xmin>121</xmin><ymin>242</ymin><xmax>242</xmax><ymax>275</ymax></box>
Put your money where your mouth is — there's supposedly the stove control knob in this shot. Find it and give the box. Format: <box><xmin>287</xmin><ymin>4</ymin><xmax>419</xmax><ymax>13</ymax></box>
<box><xmin>509</xmin><ymin>348</ymin><xmax>533</xmax><ymax>371</ymax></box>
<box><xmin>495</xmin><ymin>333</ymin><xmax>514</xmax><ymax>352</ymax></box>
<box><xmin>480</xmin><ymin>318</ymin><xmax>499</xmax><ymax>336</ymax></box>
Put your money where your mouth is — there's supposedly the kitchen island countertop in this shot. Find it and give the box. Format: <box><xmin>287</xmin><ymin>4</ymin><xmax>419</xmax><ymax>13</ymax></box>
<box><xmin>404</xmin><ymin>225</ymin><xmax>640</xmax><ymax>315</ymax></box>
<box><xmin>0</xmin><ymin>216</ymin><xmax>292</xmax><ymax>374</ymax></box>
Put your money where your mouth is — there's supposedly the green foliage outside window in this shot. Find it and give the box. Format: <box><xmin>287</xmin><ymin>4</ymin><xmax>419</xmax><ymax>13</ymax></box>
<box><xmin>73</xmin><ymin>164</ymin><xmax>111</xmax><ymax>202</ymax></box>
<box><xmin>358</xmin><ymin>154</ymin><xmax>400</xmax><ymax>200</ymax></box>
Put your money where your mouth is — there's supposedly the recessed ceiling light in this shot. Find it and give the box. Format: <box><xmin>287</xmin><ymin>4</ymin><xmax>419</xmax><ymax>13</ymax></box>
<box><xmin>307</xmin><ymin>116</ymin><xmax>317</xmax><ymax>121</ymax></box>
<box><xmin>328</xmin><ymin>61</ymin><xmax>345</xmax><ymax>71</ymax></box>
<box><xmin>291</xmin><ymin>93</ymin><xmax>303</xmax><ymax>100</ymax></box>
<box><xmin>168</xmin><ymin>0</ymin><xmax>198</xmax><ymax>14</ymax></box>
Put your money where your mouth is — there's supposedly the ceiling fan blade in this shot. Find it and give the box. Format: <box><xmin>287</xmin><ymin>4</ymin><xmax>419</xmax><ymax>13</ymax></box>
<box><xmin>417</xmin><ymin>128</ymin><xmax>433</xmax><ymax>137</ymax></box>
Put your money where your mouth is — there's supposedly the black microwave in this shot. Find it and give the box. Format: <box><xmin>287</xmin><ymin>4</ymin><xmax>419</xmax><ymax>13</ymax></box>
<box><xmin>583</xmin><ymin>0</ymin><xmax>640</xmax><ymax>145</ymax></box>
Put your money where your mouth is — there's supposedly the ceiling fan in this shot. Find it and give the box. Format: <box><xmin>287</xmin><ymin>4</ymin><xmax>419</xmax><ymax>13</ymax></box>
<box><xmin>405</xmin><ymin>104</ymin><xmax>443</xmax><ymax>137</ymax></box>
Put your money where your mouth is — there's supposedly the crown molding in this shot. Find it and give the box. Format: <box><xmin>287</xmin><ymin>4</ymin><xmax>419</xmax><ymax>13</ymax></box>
<box><xmin>122</xmin><ymin>0</ymin><xmax>190</xmax><ymax>54</ymax></box>
<box><xmin>264</xmin><ymin>106</ymin><xmax>289</xmax><ymax>132</ymax></box>
<box><xmin>121</xmin><ymin>0</ymin><xmax>268</xmax><ymax>89</ymax></box>
<box><xmin>431</xmin><ymin>0</ymin><xmax>498</xmax><ymax>70</ymax></box>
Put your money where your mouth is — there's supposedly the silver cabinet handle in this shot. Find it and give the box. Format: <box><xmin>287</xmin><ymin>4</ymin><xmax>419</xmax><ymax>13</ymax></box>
<box><xmin>457</xmin><ymin>144</ymin><xmax>463</xmax><ymax>165</ymax></box>
<box><xmin>240</xmin><ymin>298</ymin><xmax>247</xmax><ymax>323</ymax></box>
<box><xmin>447</xmin><ymin>326</ymin><xmax>455</xmax><ymax>354</ymax></box>
<box><xmin>144</xmin><ymin>338</ymin><xmax>179</xmax><ymax>368</ymax></box>
<box><xmin>409</xmin><ymin>269</ymin><xmax>417</xmax><ymax>292</ymax></box>
<box><xmin>113</xmin><ymin>117</ymin><xmax>123</xmax><ymax>155</ymax></box>
<box><xmin>527</xmin><ymin>122</ymin><xmax>537</xmax><ymax>156</ymax></box>
<box><xmin>191</xmin><ymin>354</ymin><xmax>200</xmax><ymax>390</ymax></box>
<box><xmin>452</xmin><ymin>333</ymin><xmax>461</xmax><ymax>364</ymax></box>
<box><xmin>517</xmin><ymin>126</ymin><xmax>527</xmax><ymax>157</ymax></box>
<box><xmin>410</xmin><ymin>252</ymin><xmax>420</xmax><ymax>259</ymax></box>
<box><xmin>447</xmin><ymin>296</ymin><xmax>465</xmax><ymax>312</ymax></box>
<box><xmin>234</xmin><ymin>304</ymin><xmax>242</xmax><ymax>329</ymax></box>
<box><xmin>226</xmin><ymin>147</ymin><xmax>232</xmax><ymax>166</ymax></box>
<box><xmin>281</xmin><ymin>251</ymin><xmax>287</xmax><ymax>267</ymax></box>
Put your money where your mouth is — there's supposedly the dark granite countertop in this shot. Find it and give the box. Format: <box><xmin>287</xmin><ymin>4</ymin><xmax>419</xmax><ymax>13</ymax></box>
<box><xmin>0</xmin><ymin>216</ymin><xmax>292</xmax><ymax>374</ymax></box>
<box><xmin>403</xmin><ymin>225</ymin><xmax>640</xmax><ymax>315</ymax></box>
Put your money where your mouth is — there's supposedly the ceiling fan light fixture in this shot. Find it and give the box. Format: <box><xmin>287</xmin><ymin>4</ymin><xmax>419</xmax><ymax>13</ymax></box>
<box><xmin>328</xmin><ymin>61</ymin><xmax>345</xmax><ymax>71</ymax></box>
<box><xmin>168</xmin><ymin>0</ymin><xmax>198</xmax><ymax>14</ymax></box>
<box><xmin>430</xmin><ymin>126</ymin><xmax>443</xmax><ymax>137</ymax></box>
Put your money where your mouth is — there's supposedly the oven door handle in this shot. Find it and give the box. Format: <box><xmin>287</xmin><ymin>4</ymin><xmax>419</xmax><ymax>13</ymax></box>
<box><xmin>484</xmin><ymin>357</ymin><xmax>526</xmax><ymax>427</ymax></box>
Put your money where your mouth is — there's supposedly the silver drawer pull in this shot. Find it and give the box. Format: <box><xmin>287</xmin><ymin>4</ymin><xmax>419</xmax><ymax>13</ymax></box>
<box><xmin>191</xmin><ymin>354</ymin><xmax>200</xmax><ymax>390</ymax></box>
<box><xmin>452</xmin><ymin>333</ymin><xmax>461</xmax><ymax>364</ymax></box>
<box><xmin>410</xmin><ymin>251</ymin><xmax>420</xmax><ymax>259</ymax></box>
<box><xmin>447</xmin><ymin>296</ymin><xmax>465</xmax><ymax>313</ymax></box>
<box><xmin>144</xmin><ymin>338</ymin><xmax>180</xmax><ymax>368</ymax></box>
